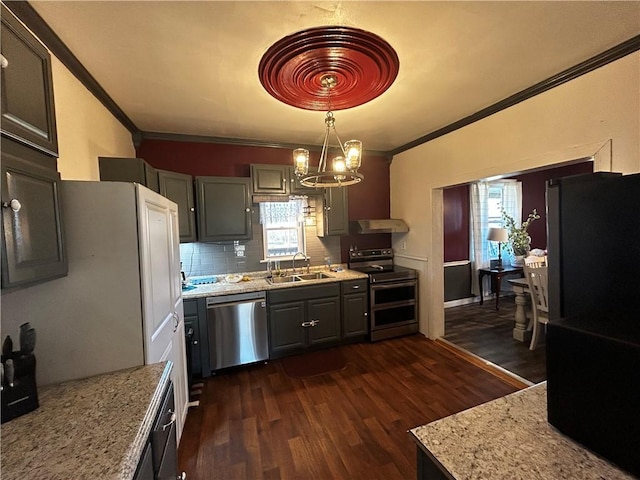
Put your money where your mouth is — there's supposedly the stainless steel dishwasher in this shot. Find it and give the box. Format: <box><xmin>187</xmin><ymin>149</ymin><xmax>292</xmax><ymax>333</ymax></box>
<box><xmin>206</xmin><ymin>291</ymin><xmax>268</xmax><ymax>371</ymax></box>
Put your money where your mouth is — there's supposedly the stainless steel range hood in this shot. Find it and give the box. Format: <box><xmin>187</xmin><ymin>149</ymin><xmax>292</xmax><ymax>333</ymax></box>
<box><xmin>351</xmin><ymin>219</ymin><xmax>409</xmax><ymax>234</ymax></box>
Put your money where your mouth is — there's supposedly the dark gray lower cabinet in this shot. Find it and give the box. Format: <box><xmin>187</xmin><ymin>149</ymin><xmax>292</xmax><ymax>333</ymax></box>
<box><xmin>416</xmin><ymin>448</ymin><xmax>454</xmax><ymax>480</ymax></box>
<box><xmin>135</xmin><ymin>381</ymin><xmax>181</xmax><ymax>480</ymax></box>
<box><xmin>341</xmin><ymin>279</ymin><xmax>369</xmax><ymax>340</ymax></box>
<box><xmin>268</xmin><ymin>283</ymin><xmax>341</xmax><ymax>358</ymax></box>
<box><xmin>1</xmin><ymin>139</ymin><xmax>66</xmax><ymax>289</ymax></box>
<box><xmin>133</xmin><ymin>443</ymin><xmax>154</xmax><ymax>480</ymax></box>
<box><xmin>183</xmin><ymin>298</ymin><xmax>201</xmax><ymax>377</ymax></box>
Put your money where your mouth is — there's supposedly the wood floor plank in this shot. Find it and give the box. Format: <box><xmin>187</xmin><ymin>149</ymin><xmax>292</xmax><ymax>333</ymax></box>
<box><xmin>179</xmin><ymin>334</ymin><xmax>521</xmax><ymax>479</ymax></box>
<box><xmin>444</xmin><ymin>296</ymin><xmax>546</xmax><ymax>383</ymax></box>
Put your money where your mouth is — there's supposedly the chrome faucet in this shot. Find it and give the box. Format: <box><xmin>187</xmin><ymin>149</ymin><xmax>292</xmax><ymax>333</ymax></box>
<box><xmin>292</xmin><ymin>252</ymin><xmax>307</xmax><ymax>274</ymax></box>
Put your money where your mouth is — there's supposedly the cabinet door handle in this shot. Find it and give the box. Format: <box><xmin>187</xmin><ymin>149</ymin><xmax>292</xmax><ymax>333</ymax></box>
<box><xmin>177</xmin><ymin>473</ymin><xmax>187</xmax><ymax>480</ymax></box>
<box><xmin>245</xmin><ymin>207</ymin><xmax>250</xmax><ymax>213</ymax></box>
<box><xmin>310</xmin><ymin>319</ymin><xmax>319</xmax><ymax>326</ymax></box>
<box><xmin>2</xmin><ymin>199</ymin><xmax>21</xmax><ymax>213</ymax></box>
<box><xmin>0</xmin><ymin>54</ymin><xmax>7</xmax><ymax>69</ymax></box>
<box><xmin>190</xmin><ymin>207</ymin><xmax>195</xmax><ymax>212</ymax></box>
<box><xmin>173</xmin><ymin>312</ymin><xmax>179</xmax><ymax>332</ymax></box>
<box><xmin>351</xmin><ymin>285</ymin><xmax>360</xmax><ymax>289</ymax></box>
<box><xmin>301</xmin><ymin>321</ymin><xmax>313</xmax><ymax>327</ymax></box>
<box><xmin>162</xmin><ymin>410</ymin><xmax>177</xmax><ymax>431</ymax></box>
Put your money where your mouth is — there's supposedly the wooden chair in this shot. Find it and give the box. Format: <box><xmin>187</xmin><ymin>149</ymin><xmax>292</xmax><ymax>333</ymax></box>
<box><xmin>524</xmin><ymin>255</ymin><xmax>547</xmax><ymax>268</ymax></box>
<box><xmin>523</xmin><ymin>263</ymin><xmax>549</xmax><ymax>350</ymax></box>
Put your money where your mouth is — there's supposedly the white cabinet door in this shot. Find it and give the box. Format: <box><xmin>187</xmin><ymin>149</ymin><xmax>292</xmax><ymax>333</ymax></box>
<box><xmin>137</xmin><ymin>186</ymin><xmax>178</xmax><ymax>363</ymax></box>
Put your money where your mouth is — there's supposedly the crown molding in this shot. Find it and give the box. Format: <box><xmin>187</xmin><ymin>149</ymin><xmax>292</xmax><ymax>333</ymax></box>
<box><xmin>6</xmin><ymin>2</ymin><xmax>637</xmax><ymax>159</ymax></box>
<box><xmin>390</xmin><ymin>35</ymin><xmax>640</xmax><ymax>156</ymax></box>
<box><xmin>139</xmin><ymin>131</ymin><xmax>390</xmax><ymax>157</ymax></box>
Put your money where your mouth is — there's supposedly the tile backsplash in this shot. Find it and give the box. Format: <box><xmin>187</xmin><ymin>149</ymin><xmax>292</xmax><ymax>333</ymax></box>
<box><xmin>180</xmin><ymin>207</ymin><xmax>341</xmax><ymax>277</ymax></box>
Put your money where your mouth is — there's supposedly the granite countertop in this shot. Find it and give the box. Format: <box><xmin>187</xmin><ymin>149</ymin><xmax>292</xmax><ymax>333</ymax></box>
<box><xmin>409</xmin><ymin>382</ymin><xmax>635</xmax><ymax>480</ymax></box>
<box><xmin>182</xmin><ymin>265</ymin><xmax>368</xmax><ymax>299</ymax></box>
<box><xmin>1</xmin><ymin>362</ymin><xmax>172</xmax><ymax>480</ymax></box>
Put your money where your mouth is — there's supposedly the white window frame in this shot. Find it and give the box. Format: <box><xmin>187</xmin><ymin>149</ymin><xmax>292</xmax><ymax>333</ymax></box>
<box><xmin>260</xmin><ymin>200</ymin><xmax>306</xmax><ymax>261</ymax></box>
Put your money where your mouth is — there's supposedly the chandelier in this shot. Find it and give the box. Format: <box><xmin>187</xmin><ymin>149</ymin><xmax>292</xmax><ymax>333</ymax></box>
<box><xmin>258</xmin><ymin>26</ymin><xmax>399</xmax><ymax>188</ymax></box>
<box><xmin>293</xmin><ymin>75</ymin><xmax>363</xmax><ymax>188</ymax></box>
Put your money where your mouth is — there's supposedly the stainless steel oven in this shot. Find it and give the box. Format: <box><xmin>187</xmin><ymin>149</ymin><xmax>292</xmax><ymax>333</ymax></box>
<box><xmin>348</xmin><ymin>249</ymin><xmax>418</xmax><ymax>341</ymax></box>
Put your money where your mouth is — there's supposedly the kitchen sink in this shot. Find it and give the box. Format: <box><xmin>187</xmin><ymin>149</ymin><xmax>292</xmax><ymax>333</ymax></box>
<box><xmin>296</xmin><ymin>272</ymin><xmax>331</xmax><ymax>281</ymax></box>
<box><xmin>267</xmin><ymin>276</ymin><xmax>303</xmax><ymax>284</ymax></box>
<box><xmin>266</xmin><ymin>272</ymin><xmax>331</xmax><ymax>284</ymax></box>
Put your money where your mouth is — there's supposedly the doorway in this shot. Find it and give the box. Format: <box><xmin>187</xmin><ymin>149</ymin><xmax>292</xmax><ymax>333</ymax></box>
<box><xmin>440</xmin><ymin>160</ymin><xmax>593</xmax><ymax>383</ymax></box>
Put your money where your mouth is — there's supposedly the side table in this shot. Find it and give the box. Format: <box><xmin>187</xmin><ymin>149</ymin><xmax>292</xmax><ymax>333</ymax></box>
<box><xmin>478</xmin><ymin>266</ymin><xmax>523</xmax><ymax>310</ymax></box>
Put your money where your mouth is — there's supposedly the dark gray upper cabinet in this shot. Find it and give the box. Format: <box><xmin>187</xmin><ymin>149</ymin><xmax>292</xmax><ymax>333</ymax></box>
<box><xmin>1</xmin><ymin>5</ymin><xmax>58</xmax><ymax>157</ymax></box>
<box><xmin>317</xmin><ymin>187</ymin><xmax>349</xmax><ymax>236</ymax></box>
<box><xmin>251</xmin><ymin>164</ymin><xmax>288</xmax><ymax>194</ymax></box>
<box><xmin>195</xmin><ymin>176</ymin><xmax>252</xmax><ymax>242</ymax></box>
<box><xmin>158</xmin><ymin>170</ymin><xmax>196</xmax><ymax>243</ymax></box>
<box><xmin>250</xmin><ymin>164</ymin><xmax>320</xmax><ymax>196</ymax></box>
<box><xmin>98</xmin><ymin>157</ymin><xmax>159</xmax><ymax>193</ymax></box>
<box><xmin>1</xmin><ymin>139</ymin><xmax>67</xmax><ymax>289</ymax></box>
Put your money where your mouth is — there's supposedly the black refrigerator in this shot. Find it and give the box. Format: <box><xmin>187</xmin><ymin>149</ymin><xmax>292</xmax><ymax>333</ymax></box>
<box><xmin>545</xmin><ymin>172</ymin><xmax>640</xmax><ymax>477</ymax></box>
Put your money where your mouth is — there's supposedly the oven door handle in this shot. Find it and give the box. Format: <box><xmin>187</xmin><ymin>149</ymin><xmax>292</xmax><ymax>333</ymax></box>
<box><xmin>370</xmin><ymin>280</ymin><xmax>416</xmax><ymax>290</ymax></box>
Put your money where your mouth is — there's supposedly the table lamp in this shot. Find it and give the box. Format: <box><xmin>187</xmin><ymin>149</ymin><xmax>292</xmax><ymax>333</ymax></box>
<box><xmin>487</xmin><ymin>227</ymin><xmax>508</xmax><ymax>269</ymax></box>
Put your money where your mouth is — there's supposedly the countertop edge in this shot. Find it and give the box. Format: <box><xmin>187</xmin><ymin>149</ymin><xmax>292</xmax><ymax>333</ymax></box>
<box><xmin>181</xmin><ymin>267</ymin><xmax>369</xmax><ymax>299</ymax></box>
<box><xmin>120</xmin><ymin>361</ymin><xmax>173</xmax><ymax>479</ymax></box>
<box><xmin>408</xmin><ymin>383</ymin><xmax>635</xmax><ymax>480</ymax></box>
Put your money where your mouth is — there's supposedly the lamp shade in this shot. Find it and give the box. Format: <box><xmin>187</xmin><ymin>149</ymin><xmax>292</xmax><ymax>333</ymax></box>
<box><xmin>487</xmin><ymin>227</ymin><xmax>508</xmax><ymax>243</ymax></box>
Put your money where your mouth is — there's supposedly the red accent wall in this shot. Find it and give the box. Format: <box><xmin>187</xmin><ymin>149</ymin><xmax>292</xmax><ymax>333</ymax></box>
<box><xmin>442</xmin><ymin>161</ymin><xmax>593</xmax><ymax>260</ymax></box>
<box><xmin>512</xmin><ymin>162</ymin><xmax>593</xmax><ymax>250</ymax></box>
<box><xmin>443</xmin><ymin>185</ymin><xmax>470</xmax><ymax>262</ymax></box>
<box><xmin>136</xmin><ymin>139</ymin><xmax>392</xmax><ymax>261</ymax></box>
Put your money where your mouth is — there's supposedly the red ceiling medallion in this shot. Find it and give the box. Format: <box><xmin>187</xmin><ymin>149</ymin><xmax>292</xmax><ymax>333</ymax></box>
<box><xmin>259</xmin><ymin>26</ymin><xmax>399</xmax><ymax>111</ymax></box>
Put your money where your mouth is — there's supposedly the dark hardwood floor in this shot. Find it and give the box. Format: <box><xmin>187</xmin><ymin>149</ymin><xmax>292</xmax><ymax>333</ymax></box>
<box><xmin>179</xmin><ymin>335</ymin><xmax>522</xmax><ymax>480</ymax></box>
<box><xmin>444</xmin><ymin>295</ymin><xmax>547</xmax><ymax>384</ymax></box>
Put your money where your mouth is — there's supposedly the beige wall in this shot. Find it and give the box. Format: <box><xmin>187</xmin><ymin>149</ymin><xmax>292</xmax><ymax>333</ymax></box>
<box><xmin>52</xmin><ymin>55</ymin><xmax>135</xmax><ymax>180</ymax></box>
<box><xmin>390</xmin><ymin>53</ymin><xmax>640</xmax><ymax>339</ymax></box>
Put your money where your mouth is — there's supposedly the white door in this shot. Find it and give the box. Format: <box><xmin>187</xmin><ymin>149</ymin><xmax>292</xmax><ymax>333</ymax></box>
<box><xmin>138</xmin><ymin>185</ymin><xmax>189</xmax><ymax>442</ymax></box>
<box><xmin>137</xmin><ymin>185</ymin><xmax>179</xmax><ymax>363</ymax></box>
<box><xmin>172</xmin><ymin>319</ymin><xmax>189</xmax><ymax>442</ymax></box>
<box><xmin>168</xmin><ymin>204</ymin><xmax>189</xmax><ymax>442</ymax></box>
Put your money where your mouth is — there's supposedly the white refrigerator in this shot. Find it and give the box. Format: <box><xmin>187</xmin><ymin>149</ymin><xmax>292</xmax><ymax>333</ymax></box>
<box><xmin>1</xmin><ymin>181</ymin><xmax>189</xmax><ymax>440</ymax></box>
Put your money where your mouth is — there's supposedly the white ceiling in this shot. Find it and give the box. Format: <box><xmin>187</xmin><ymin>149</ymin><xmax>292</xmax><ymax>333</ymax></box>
<box><xmin>30</xmin><ymin>1</ymin><xmax>640</xmax><ymax>153</ymax></box>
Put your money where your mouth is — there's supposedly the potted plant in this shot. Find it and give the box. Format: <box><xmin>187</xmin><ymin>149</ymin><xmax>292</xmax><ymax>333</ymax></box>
<box><xmin>501</xmin><ymin>208</ymin><xmax>540</xmax><ymax>265</ymax></box>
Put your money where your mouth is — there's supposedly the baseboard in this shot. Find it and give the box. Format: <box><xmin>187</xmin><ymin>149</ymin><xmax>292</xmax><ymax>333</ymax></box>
<box><xmin>444</xmin><ymin>296</ymin><xmax>478</xmax><ymax>308</ymax></box>
<box><xmin>434</xmin><ymin>338</ymin><xmax>533</xmax><ymax>390</ymax></box>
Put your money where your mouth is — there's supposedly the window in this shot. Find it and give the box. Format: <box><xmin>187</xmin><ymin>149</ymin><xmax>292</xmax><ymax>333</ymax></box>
<box><xmin>470</xmin><ymin>180</ymin><xmax>522</xmax><ymax>294</ymax></box>
<box><xmin>260</xmin><ymin>199</ymin><xmax>305</xmax><ymax>259</ymax></box>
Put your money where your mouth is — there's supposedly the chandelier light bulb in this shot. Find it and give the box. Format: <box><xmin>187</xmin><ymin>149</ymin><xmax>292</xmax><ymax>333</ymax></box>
<box><xmin>293</xmin><ymin>148</ymin><xmax>309</xmax><ymax>176</ymax></box>
<box><xmin>344</xmin><ymin>140</ymin><xmax>362</xmax><ymax>170</ymax></box>
<box><xmin>333</xmin><ymin>156</ymin><xmax>346</xmax><ymax>181</ymax></box>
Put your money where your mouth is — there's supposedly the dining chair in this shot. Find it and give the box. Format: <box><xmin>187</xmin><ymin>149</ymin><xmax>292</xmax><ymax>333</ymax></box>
<box><xmin>524</xmin><ymin>254</ymin><xmax>547</xmax><ymax>268</ymax></box>
<box><xmin>523</xmin><ymin>263</ymin><xmax>549</xmax><ymax>350</ymax></box>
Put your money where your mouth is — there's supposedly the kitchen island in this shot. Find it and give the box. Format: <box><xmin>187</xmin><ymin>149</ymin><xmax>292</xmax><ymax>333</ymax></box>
<box><xmin>409</xmin><ymin>382</ymin><xmax>634</xmax><ymax>479</ymax></box>
<box><xmin>1</xmin><ymin>362</ymin><xmax>172</xmax><ymax>480</ymax></box>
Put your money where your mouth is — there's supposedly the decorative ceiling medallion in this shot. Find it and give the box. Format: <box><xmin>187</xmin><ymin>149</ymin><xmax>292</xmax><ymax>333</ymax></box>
<box><xmin>259</xmin><ymin>26</ymin><xmax>399</xmax><ymax>111</ymax></box>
